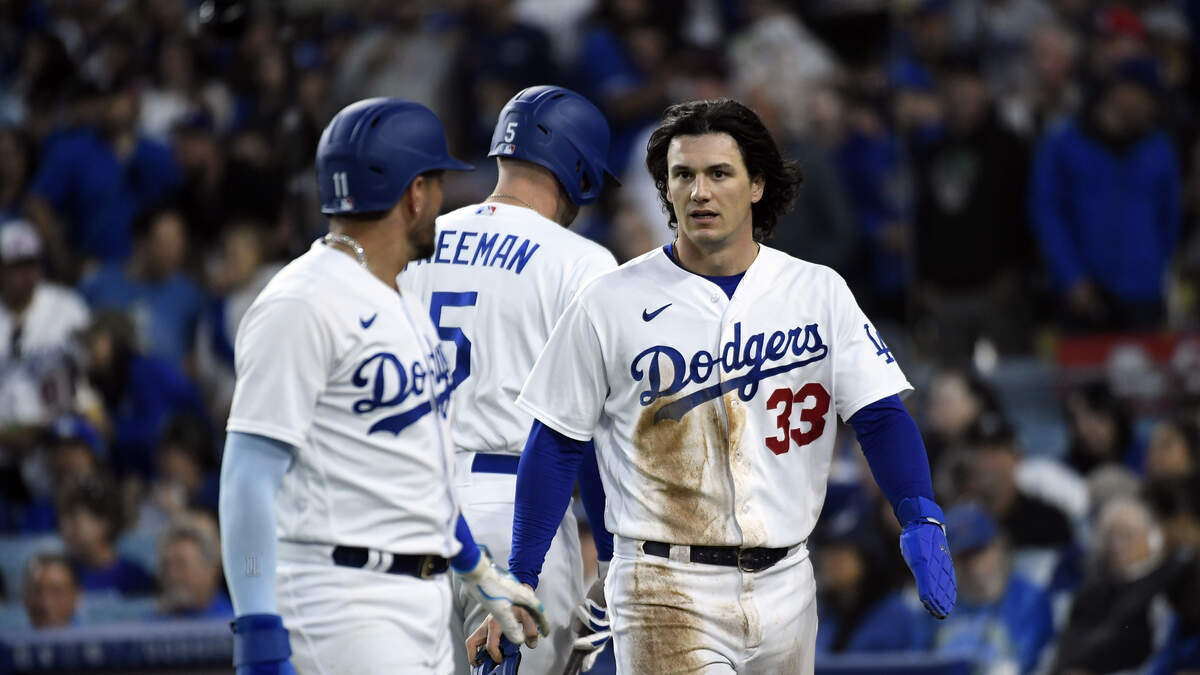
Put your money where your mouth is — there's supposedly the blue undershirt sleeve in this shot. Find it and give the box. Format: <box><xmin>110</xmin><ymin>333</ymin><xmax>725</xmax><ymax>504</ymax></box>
<box><xmin>509</xmin><ymin>420</ymin><xmax>588</xmax><ymax>588</ymax></box>
<box><xmin>578</xmin><ymin>441</ymin><xmax>613</xmax><ymax>562</ymax></box>
<box><xmin>451</xmin><ymin>515</ymin><xmax>482</xmax><ymax>572</ymax></box>
<box><xmin>848</xmin><ymin>395</ymin><xmax>936</xmax><ymax>521</ymax></box>
<box><xmin>219</xmin><ymin>431</ymin><xmax>294</xmax><ymax>616</ymax></box>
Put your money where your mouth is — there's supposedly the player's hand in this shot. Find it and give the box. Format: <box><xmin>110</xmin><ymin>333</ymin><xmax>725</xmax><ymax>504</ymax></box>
<box><xmin>569</xmin><ymin>561</ymin><xmax>611</xmax><ymax>672</ymax></box>
<box><xmin>897</xmin><ymin>497</ymin><xmax>957</xmax><ymax>619</ymax></box>
<box><xmin>456</xmin><ymin>551</ymin><xmax>549</xmax><ymax>649</ymax></box>
<box><xmin>469</xmin><ymin>635</ymin><xmax>521</xmax><ymax>675</ymax></box>
<box><xmin>231</xmin><ymin>614</ymin><xmax>297</xmax><ymax>675</ymax></box>
<box><xmin>467</xmin><ymin>609</ymin><xmax>540</xmax><ymax>666</ymax></box>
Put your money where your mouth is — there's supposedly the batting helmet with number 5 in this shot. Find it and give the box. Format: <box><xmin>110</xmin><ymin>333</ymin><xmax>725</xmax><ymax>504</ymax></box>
<box><xmin>489</xmin><ymin>86</ymin><xmax>619</xmax><ymax>206</ymax></box>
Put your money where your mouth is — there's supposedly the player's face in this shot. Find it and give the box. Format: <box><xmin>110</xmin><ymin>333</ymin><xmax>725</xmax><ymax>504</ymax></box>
<box><xmin>666</xmin><ymin>133</ymin><xmax>764</xmax><ymax>251</ymax></box>
<box><xmin>408</xmin><ymin>173</ymin><xmax>444</xmax><ymax>260</ymax></box>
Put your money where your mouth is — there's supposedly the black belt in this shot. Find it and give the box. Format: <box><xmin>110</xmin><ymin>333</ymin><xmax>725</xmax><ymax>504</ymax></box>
<box><xmin>641</xmin><ymin>540</ymin><xmax>790</xmax><ymax>573</ymax></box>
<box><xmin>331</xmin><ymin>546</ymin><xmax>449</xmax><ymax>578</ymax></box>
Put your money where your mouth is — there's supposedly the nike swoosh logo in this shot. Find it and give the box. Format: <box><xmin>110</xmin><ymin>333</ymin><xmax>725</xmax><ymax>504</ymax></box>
<box><xmin>642</xmin><ymin>303</ymin><xmax>671</xmax><ymax>321</ymax></box>
<box><xmin>360</xmin><ymin>313</ymin><xmax>378</xmax><ymax>329</ymax></box>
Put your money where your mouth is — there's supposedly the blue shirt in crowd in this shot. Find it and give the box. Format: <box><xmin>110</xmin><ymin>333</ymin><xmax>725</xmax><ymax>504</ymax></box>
<box><xmin>815</xmin><ymin>591</ymin><xmax>931</xmax><ymax>654</ymax></box>
<box><xmin>933</xmin><ymin>573</ymin><xmax>1055</xmax><ymax>674</ymax></box>
<box><xmin>29</xmin><ymin>128</ymin><xmax>181</xmax><ymax>262</ymax></box>
<box><xmin>81</xmin><ymin>264</ymin><xmax>205</xmax><ymax>363</ymax></box>
<box><xmin>1030</xmin><ymin>119</ymin><xmax>1181</xmax><ymax>302</ymax></box>
<box><xmin>108</xmin><ymin>354</ymin><xmax>207</xmax><ymax>478</ymax></box>
<box><xmin>73</xmin><ymin>556</ymin><xmax>156</xmax><ymax>596</ymax></box>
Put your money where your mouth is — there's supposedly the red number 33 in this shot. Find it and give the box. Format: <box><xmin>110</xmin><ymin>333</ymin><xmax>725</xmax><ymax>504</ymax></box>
<box><xmin>765</xmin><ymin>383</ymin><xmax>831</xmax><ymax>455</ymax></box>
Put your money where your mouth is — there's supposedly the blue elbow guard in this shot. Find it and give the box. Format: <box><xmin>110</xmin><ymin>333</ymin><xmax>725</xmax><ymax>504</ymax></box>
<box><xmin>232</xmin><ymin>614</ymin><xmax>293</xmax><ymax>667</ymax></box>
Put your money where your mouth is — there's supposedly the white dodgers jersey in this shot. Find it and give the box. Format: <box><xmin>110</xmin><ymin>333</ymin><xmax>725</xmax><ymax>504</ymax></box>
<box><xmin>401</xmin><ymin>202</ymin><xmax>616</xmax><ymax>454</ymax></box>
<box><xmin>227</xmin><ymin>241</ymin><xmax>459</xmax><ymax>556</ymax></box>
<box><xmin>517</xmin><ymin>245</ymin><xmax>911</xmax><ymax>548</ymax></box>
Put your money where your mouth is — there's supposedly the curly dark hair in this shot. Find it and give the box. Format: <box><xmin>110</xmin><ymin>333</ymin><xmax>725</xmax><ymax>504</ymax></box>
<box><xmin>645</xmin><ymin>99</ymin><xmax>802</xmax><ymax>241</ymax></box>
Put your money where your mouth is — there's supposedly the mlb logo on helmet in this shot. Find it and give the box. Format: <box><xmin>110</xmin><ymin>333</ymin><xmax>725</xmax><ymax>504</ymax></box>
<box><xmin>496</xmin><ymin>143</ymin><xmax>516</xmax><ymax>155</ymax></box>
<box><xmin>340</xmin><ymin>197</ymin><xmax>354</xmax><ymax>210</ymax></box>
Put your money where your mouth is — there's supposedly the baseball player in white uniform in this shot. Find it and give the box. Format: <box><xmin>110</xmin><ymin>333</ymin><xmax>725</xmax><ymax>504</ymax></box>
<box><xmin>402</xmin><ymin>85</ymin><xmax>619</xmax><ymax>675</ymax></box>
<box><xmin>218</xmin><ymin>98</ymin><xmax>548</xmax><ymax>675</ymax></box>
<box><xmin>478</xmin><ymin>99</ymin><xmax>957</xmax><ymax>674</ymax></box>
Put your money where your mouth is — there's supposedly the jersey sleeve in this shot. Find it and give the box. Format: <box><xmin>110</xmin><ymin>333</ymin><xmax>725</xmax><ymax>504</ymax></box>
<box><xmin>829</xmin><ymin>274</ymin><xmax>912</xmax><ymax>420</ymax></box>
<box><xmin>516</xmin><ymin>297</ymin><xmax>607</xmax><ymax>441</ymax></box>
<box><xmin>226</xmin><ymin>296</ymin><xmax>333</xmax><ymax>447</ymax></box>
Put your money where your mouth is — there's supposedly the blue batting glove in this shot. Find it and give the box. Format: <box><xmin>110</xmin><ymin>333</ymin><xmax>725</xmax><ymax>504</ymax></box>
<box><xmin>897</xmin><ymin>497</ymin><xmax>957</xmax><ymax>619</ymax></box>
<box><xmin>232</xmin><ymin>614</ymin><xmax>297</xmax><ymax>675</ymax></box>
<box><xmin>472</xmin><ymin>635</ymin><xmax>522</xmax><ymax>675</ymax></box>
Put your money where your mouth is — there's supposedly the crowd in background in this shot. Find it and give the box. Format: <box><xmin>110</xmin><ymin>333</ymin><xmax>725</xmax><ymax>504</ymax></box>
<box><xmin>1</xmin><ymin>0</ymin><xmax>1199</xmax><ymax>672</ymax></box>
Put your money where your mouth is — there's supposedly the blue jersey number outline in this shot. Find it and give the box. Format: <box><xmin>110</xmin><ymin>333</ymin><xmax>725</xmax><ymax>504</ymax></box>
<box><xmin>429</xmin><ymin>291</ymin><xmax>478</xmax><ymax>390</ymax></box>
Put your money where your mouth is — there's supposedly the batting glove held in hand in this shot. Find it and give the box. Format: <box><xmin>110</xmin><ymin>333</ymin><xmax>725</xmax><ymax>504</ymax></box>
<box><xmin>570</xmin><ymin>561</ymin><xmax>611</xmax><ymax>672</ymax></box>
<box><xmin>897</xmin><ymin>496</ymin><xmax>957</xmax><ymax>619</ymax></box>
<box><xmin>456</xmin><ymin>551</ymin><xmax>550</xmax><ymax>644</ymax></box>
<box><xmin>231</xmin><ymin>614</ymin><xmax>296</xmax><ymax>675</ymax></box>
<box><xmin>471</xmin><ymin>636</ymin><xmax>521</xmax><ymax>675</ymax></box>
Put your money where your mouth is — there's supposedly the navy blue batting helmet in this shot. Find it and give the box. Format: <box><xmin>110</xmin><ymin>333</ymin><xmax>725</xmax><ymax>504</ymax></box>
<box><xmin>488</xmin><ymin>86</ymin><xmax>618</xmax><ymax>206</ymax></box>
<box><xmin>317</xmin><ymin>98</ymin><xmax>473</xmax><ymax>215</ymax></box>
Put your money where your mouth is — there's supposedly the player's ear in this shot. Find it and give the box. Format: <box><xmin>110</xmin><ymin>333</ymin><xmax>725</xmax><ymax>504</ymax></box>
<box><xmin>404</xmin><ymin>176</ymin><xmax>426</xmax><ymax>220</ymax></box>
<box><xmin>750</xmin><ymin>173</ymin><xmax>765</xmax><ymax>204</ymax></box>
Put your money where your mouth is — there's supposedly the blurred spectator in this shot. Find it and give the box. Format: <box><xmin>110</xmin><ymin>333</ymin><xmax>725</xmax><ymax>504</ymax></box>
<box><xmin>1144</xmin><ymin>472</ymin><xmax>1200</xmax><ymax>553</ymax></box>
<box><xmin>933</xmin><ymin>503</ymin><xmax>1054</xmax><ymax>674</ymax></box>
<box><xmin>766</xmin><ymin>85</ymin><xmax>858</xmax><ymax>274</ymax></box>
<box><xmin>155</xmin><ymin>520</ymin><xmax>231</xmax><ymax>619</ymax></box>
<box><xmin>0</xmin><ymin>220</ymin><xmax>89</xmax><ymax>431</ymax></box>
<box><xmin>1089</xmin><ymin>5</ymin><xmax>1151</xmax><ymax>81</ymax></box>
<box><xmin>56</xmin><ymin>474</ymin><xmax>155</xmax><ymax>596</ymax></box>
<box><xmin>0</xmin><ymin>220</ymin><xmax>89</xmax><ymax>529</ymax></box>
<box><xmin>575</xmin><ymin>0</ymin><xmax>678</xmax><ymax>173</ymax></box>
<box><xmin>1144</xmin><ymin>417</ymin><xmax>1198</xmax><ymax>480</ymax></box>
<box><xmin>1051</xmin><ymin>496</ymin><xmax>1184</xmax><ymax>673</ymax></box>
<box><xmin>332</xmin><ymin>1</ymin><xmax>457</xmax><ymax>113</ymax></box>
<box><xmin>1000</xmin><ymin>22</ymin><xmax>1083</xmax><ymax>139</ymax></box>
<box><xmin>81</xmin><ymin>311</ymin><xmax>205</xmax><ymax>478</ymax></box>
<box><xmin>831</xmin><ymin>88</ymin><xmax>911</xmax><ymax>321</ymax></box>
<box><xmin>1030</xmin><ymin>57</ymin><xmax>1181</xmax><ymax>333</ymax></box>
<box><xmin>813</xmin><ymin>526</ymin><xmax>928</xmax><ymax>654</ymax></box>
<box><xmin>895</xmin><ymin>1</ymin><xmax>955</xmax><ymax>81</ymax></box>
<box><xmin>921</xmin><ymin>367</ymin><xmax>1001</xmax><ymax>467</ymax></box>
<box><xmin>170</xmin><ymin>118</ymin><xmax>286</xmax><ymax>246</ymax></box>
<box><xmin>139</xmin><ymin>36</ymin><xmax>202</xmax><ymax>142</ymax></box>
<box><xmin>1144</xmin><ymin>473</ymin><xmax>1200</xmax><ymax>674</ymax></box>
<box><xmin>22</xmin><ymin>552</ymin><xmax>79</xmax><ymax>629</ymax></box>
<box><xmin>958</xmin><ymin>413</ymin><xmax>1075</xmax><ymax>549</ymax></box>
<box><xmin>194</xmin><ymin>223</ymin><xmax>281</xmax><ymax>420</ymax></box>
<box><xmin>1065</xmin><ymin>383</ymin><xmax>1142</xmax><ymax>476</ymax></box>
<box><xmin>80</xmin><ymin>207</ymin><xmax>205</xmax><ymax>364</ymax></box>
<box><xmin>447</xmin><ymin>0</ymin><xmax>559</xmax><ymax>153</ymax></box>
<box><xmin>15</xmin><ymin>415</ymin><xmax>104</xmax><ymax>534</ymax></box>
<box><xmin>134</xmin><ymin>415</ymin><xmax>219</xmax><ymax>542</ymax></box>
<box><xmin>0</xmin><ymin>31</ymin><xmax>75</xmax><ymax>139</ymax></box>
<box><xmin>727</xmin><ymin>0</ymin><xmax>840</xmax><ymax>140</ymax></box>
<box><xmin>0</xmin><ymin>128</ymin><xmax>35</xmax><ymax>221</ymax></box>
<box><xmin>948</xmin><ymin>0</ymin><xmax>1054</xmax><ymax>94</ymax></box>
<box><xmin>912</xmin><ymin>53</ymin><xmax>1035</xmax><ymax>360</ymax></box>
<box><xmin>24</xmin><ymin>80</ymin><xmax>182</xmax><ymax>273</ymax></box>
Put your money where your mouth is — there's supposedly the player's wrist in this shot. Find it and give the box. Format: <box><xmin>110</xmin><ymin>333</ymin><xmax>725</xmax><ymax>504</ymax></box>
<box><xmin>231</xmin><ymin>613</ymin><xmax>292</xmax><ymax>666</ymax></box>
<box><xmin>896</xmin><ymin>496</ymin><xmax>946</xmax><ymax>530</ymax></box>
